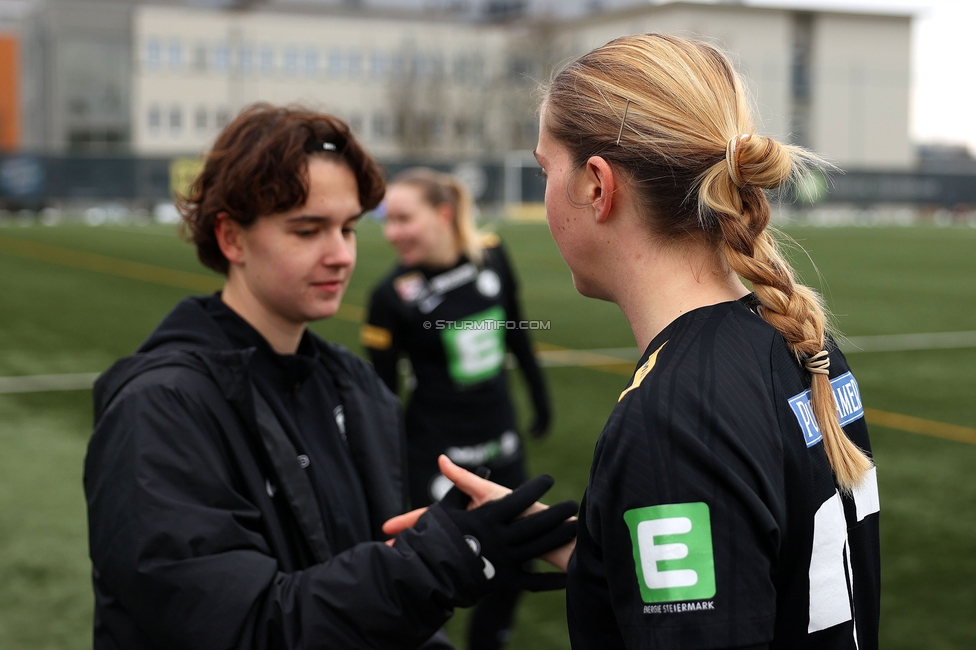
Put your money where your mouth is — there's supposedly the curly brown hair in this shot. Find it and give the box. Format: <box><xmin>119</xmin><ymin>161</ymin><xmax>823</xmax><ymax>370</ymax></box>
<box><xmin>178</xmin><ymin>103</ymin><xmax>386</xmax><ymax>274</ymax></box>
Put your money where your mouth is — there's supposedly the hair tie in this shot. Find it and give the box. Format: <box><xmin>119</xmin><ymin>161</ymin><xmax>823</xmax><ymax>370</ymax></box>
<box><xmin>616</xmin><ymin>99</ymin><xmax>632</xmax><ymax>146</ymax></box>
<box><xmin>725</xmin><ymin>133</ymin><xmax>751</xmax><ymax>188</ymax></box>
<box><xmin>804</xmin><ymin>350</ymin><xmax>830</xmax><ymax>375</ymax></box>
<box><xmin>305</xmin><ymin>141</ymin><xmax>338</xmax><ymax>154</ymax></box>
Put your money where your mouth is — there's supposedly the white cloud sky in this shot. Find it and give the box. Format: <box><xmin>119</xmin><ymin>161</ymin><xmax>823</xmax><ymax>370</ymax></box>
<box><xmin>749</xmin><ymin>0</ymin><xmax>976</xmax><ymax>153</ymax></box>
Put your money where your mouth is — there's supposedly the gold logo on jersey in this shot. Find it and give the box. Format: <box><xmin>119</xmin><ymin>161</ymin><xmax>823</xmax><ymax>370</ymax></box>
<box><xmin>360</xmin><ymin>324</ymin><xmax>392</xmax><ymax>350</ymax></box>
<box><xmin>618</xmin><ymin>342</ymin><xmax>666</xmax><ymax>403</ymax></box>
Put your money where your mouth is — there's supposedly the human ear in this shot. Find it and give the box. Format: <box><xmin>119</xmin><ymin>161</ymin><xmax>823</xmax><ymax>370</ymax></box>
<box><xmin>214</xmin><ymin>212</ymin><xmax>245</xmax><ymax>266</ymax></box>
<box><xmin>585</xmin><ymin>156</ymin><xmax>616</xmax><ymax>223</ymax></box>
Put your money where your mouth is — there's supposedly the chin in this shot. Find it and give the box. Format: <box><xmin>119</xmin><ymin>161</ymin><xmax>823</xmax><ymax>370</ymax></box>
<box><xmin>398</xmin><ymin>251</ymin><xmax>419</xmax><ymax>267</ymax></box>
<box><xmin>572</xmin><ymin>273</ymin><xmax>613</xmax><ymax>302</ymax></box>
<box><xmin>303</xmin><ymin>295</ymin><xmax>344</xmax><ymax>323</ymax></box>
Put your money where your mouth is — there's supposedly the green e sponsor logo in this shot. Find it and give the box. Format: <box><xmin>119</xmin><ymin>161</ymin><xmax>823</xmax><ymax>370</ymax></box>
<box><xmin>624</xmin><ymin>502</ymin><xmax>716</xmax><ymax>603</ymax></box>
<box><xmin>440</xmin><ymin>305</ymin><xmax>506</xmax><ymax>384</ymax></box>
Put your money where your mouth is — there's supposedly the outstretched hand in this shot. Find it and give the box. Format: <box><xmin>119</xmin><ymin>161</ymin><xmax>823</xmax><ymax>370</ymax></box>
<box><xmin>433</xmin><ymin>473</ymin><xmax>577</xmax><ymax>593</ymax></box>
<box><xmin>382</xmin><ymin>455</ymin><xmax>577</xmax><ymax>571</ymax></box>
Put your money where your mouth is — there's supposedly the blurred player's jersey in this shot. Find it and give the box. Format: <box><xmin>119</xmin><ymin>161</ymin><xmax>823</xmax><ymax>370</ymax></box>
<box><xmin>567</xmin><ymin>296</ymin><xmax>880</xmax><ymax>650</ymax></box>
<box><xmin>363</xmin><ymin>238</ymin><xmax>538</xmax><ymax>460</ymax></box>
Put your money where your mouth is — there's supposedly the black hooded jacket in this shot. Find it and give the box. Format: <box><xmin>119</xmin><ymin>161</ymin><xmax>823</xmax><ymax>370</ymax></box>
<box><xmin>84</xmin><ymin>296</ymin><xmax>485</xmax><ymax>650</ymax></box>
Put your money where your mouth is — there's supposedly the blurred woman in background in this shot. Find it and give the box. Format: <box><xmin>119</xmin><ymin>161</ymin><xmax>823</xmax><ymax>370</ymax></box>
<box><xmin>362</xmin><ymin>168</ymin><xmax>552</xmax><ymax>650</ymax></box>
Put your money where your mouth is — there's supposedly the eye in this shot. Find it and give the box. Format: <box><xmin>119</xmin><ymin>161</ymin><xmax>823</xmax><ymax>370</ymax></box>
<box><xmin>536</xmin><ymin>169</ymin><xmax>547</xmax><ymax>181</ymax></box>
<box><xmin>295</xmin><ymin>229</ymin><xmax>317</xmax><ymax>238</ymax></box>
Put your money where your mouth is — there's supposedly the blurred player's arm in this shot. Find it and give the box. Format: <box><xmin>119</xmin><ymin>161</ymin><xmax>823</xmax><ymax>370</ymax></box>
<box><xmin>495</xmin><ymin>244</ymin><xmax>551</xmax><ymax>438</ymax></box>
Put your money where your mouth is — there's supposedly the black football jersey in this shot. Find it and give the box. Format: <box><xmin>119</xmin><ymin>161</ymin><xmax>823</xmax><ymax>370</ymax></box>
<box><xmin>566</xmin><ymin>297</ymin><xmax>880</xmax><ymax>650</ymax></box>
<box><xmin>362</xmin><ymin>240</ymin><xmax>547</xmax><ymax>456</ymax></box>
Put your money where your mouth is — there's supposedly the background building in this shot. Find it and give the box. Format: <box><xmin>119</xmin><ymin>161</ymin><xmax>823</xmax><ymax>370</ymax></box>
<box><xmin>131</xmin><ymin>4</ymin><xmax>512</xmax><ymax>159</ymax></box>
<box><xmin>3</xmin><ymin>0</ymin><xmax>932</xmax><ymax>209</ymax></box>
<box><xmin>552</xmin><ymin>2</ymin><xmax>913</xmax><ymax>170</ymax></box>
<box><xmin>12</xmin><ymin>0</ymin><xmax>912</xmax><ymax>170</ymax></box>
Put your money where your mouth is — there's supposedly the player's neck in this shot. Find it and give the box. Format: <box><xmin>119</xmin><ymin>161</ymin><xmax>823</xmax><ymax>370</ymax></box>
<box><xmin>614</xmin><ymin>242</ymin><xmax>748</xmax><ymax>353</ymax></box>
<box><xmin>220</xmin><ymin>279</ymin><xmax>305</xmax><ymax>355</ymax></box>
<box><xmin>419</xmin><ymin>242</ymin><xmax>462</xmax><ymax>271</ymax></box>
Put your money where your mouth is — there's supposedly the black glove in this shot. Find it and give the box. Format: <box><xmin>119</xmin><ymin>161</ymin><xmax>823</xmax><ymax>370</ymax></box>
<box><xmin>430</xmin><ymin>474</ymin><xmax>577</xmax><ymax>595</ymax></box>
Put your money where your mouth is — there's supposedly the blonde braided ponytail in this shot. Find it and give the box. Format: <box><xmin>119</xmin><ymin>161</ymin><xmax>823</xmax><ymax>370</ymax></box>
<box><xmin>702</xmin><ymin>133</ymin><xmax>873</xmax><ymax>491</ymax></box>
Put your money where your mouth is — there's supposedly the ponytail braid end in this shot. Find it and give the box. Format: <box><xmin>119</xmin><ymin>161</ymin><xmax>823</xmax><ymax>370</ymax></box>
<box><xmin>810</xmin><ymin>371</ymin><xmax>874</xmax><ymax>492</ymax></box>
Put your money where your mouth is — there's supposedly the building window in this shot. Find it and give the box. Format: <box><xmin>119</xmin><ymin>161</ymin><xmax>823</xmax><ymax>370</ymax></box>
<box><xmin>147</xmin><ymin>40</ymin><xmax>161</xmax><ymax>70</ymax></box>
<box><xmin>372</xmin><ymin>113</ymin><xmax>388</xmax><ymax>139</ymax></box>
<box><xmin>432</xmin><ymin>114</ymin><xmax>446</xmax><ymax>141</ymax></box>
<box><xmin>347</xmin><ymin>114</ymin><xmax>363</xmax><ymax>136</ymax></box>
<box><xmin>508</xmin><ymin>56</ymin><xmax>534</xmax><ymax>84</ymax></box>
<box><xmin>430</xmin><ymin>55</ymin><xmax>445</xmax><ymax>81</ymax></box>
<box><xmin>284</xmin><ymin>47</ymin><xmax>299</xmax><ymax>73</ymax></box>
<box><xmin>414</xmin><ymin>55</ymin><xmax>429</xmax><ymax>79</ymax></box>
<box><xmin>239</xmin><ymin>46</ymin><xmax>253</xmax><ymax>73</ymax></box>
<box><xmin>453</xmin><ymin>54</ymin><xmax>467</xmax><ymax>83</ymax></box>
<box><xmin>348</xmin><ymin>51</ymin><xmax>362</xmax><ymax>78</ymax></box>
<box><xmin>168</xmin><ymin>41</ymin><xmax>182</xmax><ymax>70</ymax></box>
<box><xmin>370</xmin><ymin>52</ymin><xmax>388</xmax><ymax>79</ymax></box>
<box><xmin>214</xmin><ymin>45</ymin><xmax>230</xmax><ymax>72</ymax></box>
<box><xmin>392</xmin><ymin>53</ymin><xmax>406</xmax><ymax>77</ymax></box>
<box><xmin>305</xmin><ymin>49</ymin><xmax>318</xmax><ymax>76</ymax></box>
<box><xmin>148</xmin><ymin>104</ymin><xmax>161</xmax><ymax>131</ymax></box>
<box><xmin>193</xmin><ymin>43</ymin><xmax>208</xmax><ymax>72</ymax></box>
<box><xmin>470</xmin><ymin>55</ymin><xmax>485</xmax><ymax>84</ymax></box>
<box><xmin>260</xmin><ymin>47</ymin><xmax>275</xmax><ymax>74</ymax></box>
<box><xmin>791</xmin><ymin>12</ymin><xmax>814</xmax><ymax>147</ymax></box>
<box><xmin>216</xmin><ymin>107</ymin><xmax>231</xmax><ymax>129</ymax></box>
<box><xmin>169</xmin><ymin>105</ymin><xmax>182</xmax><ymax>133</ymax></box>
<box><xmin>194</xmin><ymin>106</ymin><xmax>208</xmax><ymax>131</ymax></box>
<box><xmin>328</xmin><ymin>50</ymin><xmax>343</xmax><ymax>77</ymax></box>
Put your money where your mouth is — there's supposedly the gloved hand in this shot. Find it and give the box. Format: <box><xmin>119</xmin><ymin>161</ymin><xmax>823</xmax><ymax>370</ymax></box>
<box><xmin>430</xmin><ymin>474</ymin><xmax>577</xmax><ymax>595</ymax></box>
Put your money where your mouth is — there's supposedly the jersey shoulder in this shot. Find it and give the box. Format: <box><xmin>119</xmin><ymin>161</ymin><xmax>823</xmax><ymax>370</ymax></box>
<box><xmin>619</xmin><ymin>300</ymin><xmax>779</xmax><ymax>408</ymax></box>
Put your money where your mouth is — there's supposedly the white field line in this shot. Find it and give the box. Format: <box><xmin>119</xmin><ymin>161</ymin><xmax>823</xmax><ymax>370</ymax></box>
<box><xmin>535</xmin><ymin>331</ymin><xmax>976</xmax><ymax>367</ymax></box>
<box><xmin>3</xmin><ymin>331</ymin><xmax>974</xmax><ymax>393</ymax></box>
<box><xmin>0</xmin><ymin>372</ymin><xmax>100</xmax><ymax>394</ymax></box>
<box><xmin>535</xmin><ymin>348</ymin><xmax>640</xmax><ymax>367</ymax></box>
<box><xmin>840</xmin><ymin>331</ymin><xmax>976</xmax><ymax>353</ymax></box>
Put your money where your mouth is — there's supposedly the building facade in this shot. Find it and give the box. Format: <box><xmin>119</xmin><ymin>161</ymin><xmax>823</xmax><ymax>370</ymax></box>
<box><xmin>17</xmin><ymin>0</ymin><xmax>913</xmax><ymax>171</ymax></box>
<box><xmin>131</xmin><ymin>5</ymin><xmax>512</xmax><ymax>159</ymax></box>
<box><xmin>551</xmin><ymin>2</ymin><xmax>912</xmax><ymax>170</ymax></box>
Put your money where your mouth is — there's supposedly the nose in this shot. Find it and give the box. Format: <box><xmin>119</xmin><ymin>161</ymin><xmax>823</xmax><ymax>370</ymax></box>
<box><xmin>321</xmin><ymin>229</ymin><xmax>355</xmax><ymax>268</ymax></box>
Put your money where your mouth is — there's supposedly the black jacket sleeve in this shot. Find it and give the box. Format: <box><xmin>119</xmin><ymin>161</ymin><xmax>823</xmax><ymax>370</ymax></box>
<box><xmin>494</xmin><ymin>244</ymin><xmax>551</xmax><ymax>436</ymax></box>
<box><xmin>85</xmin><ymin>371</ymin><xmax>483</xmax><ymax>650</ymax></box>
<box><xmin>363</xmin><ymin>282</ymin><xmax>401</xmax><ymax>396</ymax></box>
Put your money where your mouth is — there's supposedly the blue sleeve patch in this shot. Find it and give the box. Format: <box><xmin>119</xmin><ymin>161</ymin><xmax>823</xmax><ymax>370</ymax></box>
<box><xmin>788</xmin><ymin>372</ymin><xmax>865</xmax><ymax>448</ymax></box>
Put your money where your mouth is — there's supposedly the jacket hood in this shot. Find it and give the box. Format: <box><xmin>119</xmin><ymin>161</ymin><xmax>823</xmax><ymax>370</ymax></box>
<box><xmin>137</xmin><ymin>295</ymin><xmax>232</xmax><ymax>355</ymax></box>
<box><xmin>93</xmin><ymin>296</ymin><xmax>251</xmax><ymax>423</ymax></box>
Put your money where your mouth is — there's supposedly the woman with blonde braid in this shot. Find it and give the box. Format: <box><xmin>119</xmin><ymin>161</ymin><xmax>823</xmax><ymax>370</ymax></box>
<box><xmin>531</xmin><ymin>34</ymin><xmax>880</xmax><ymax>649</ymax></box>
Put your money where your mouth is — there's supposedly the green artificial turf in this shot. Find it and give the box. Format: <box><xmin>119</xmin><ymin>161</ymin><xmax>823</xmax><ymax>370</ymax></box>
<box><xmin>0</xmin><ymin>219</ymin><xmax>974</xmax><ymax>649</ymax></box>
